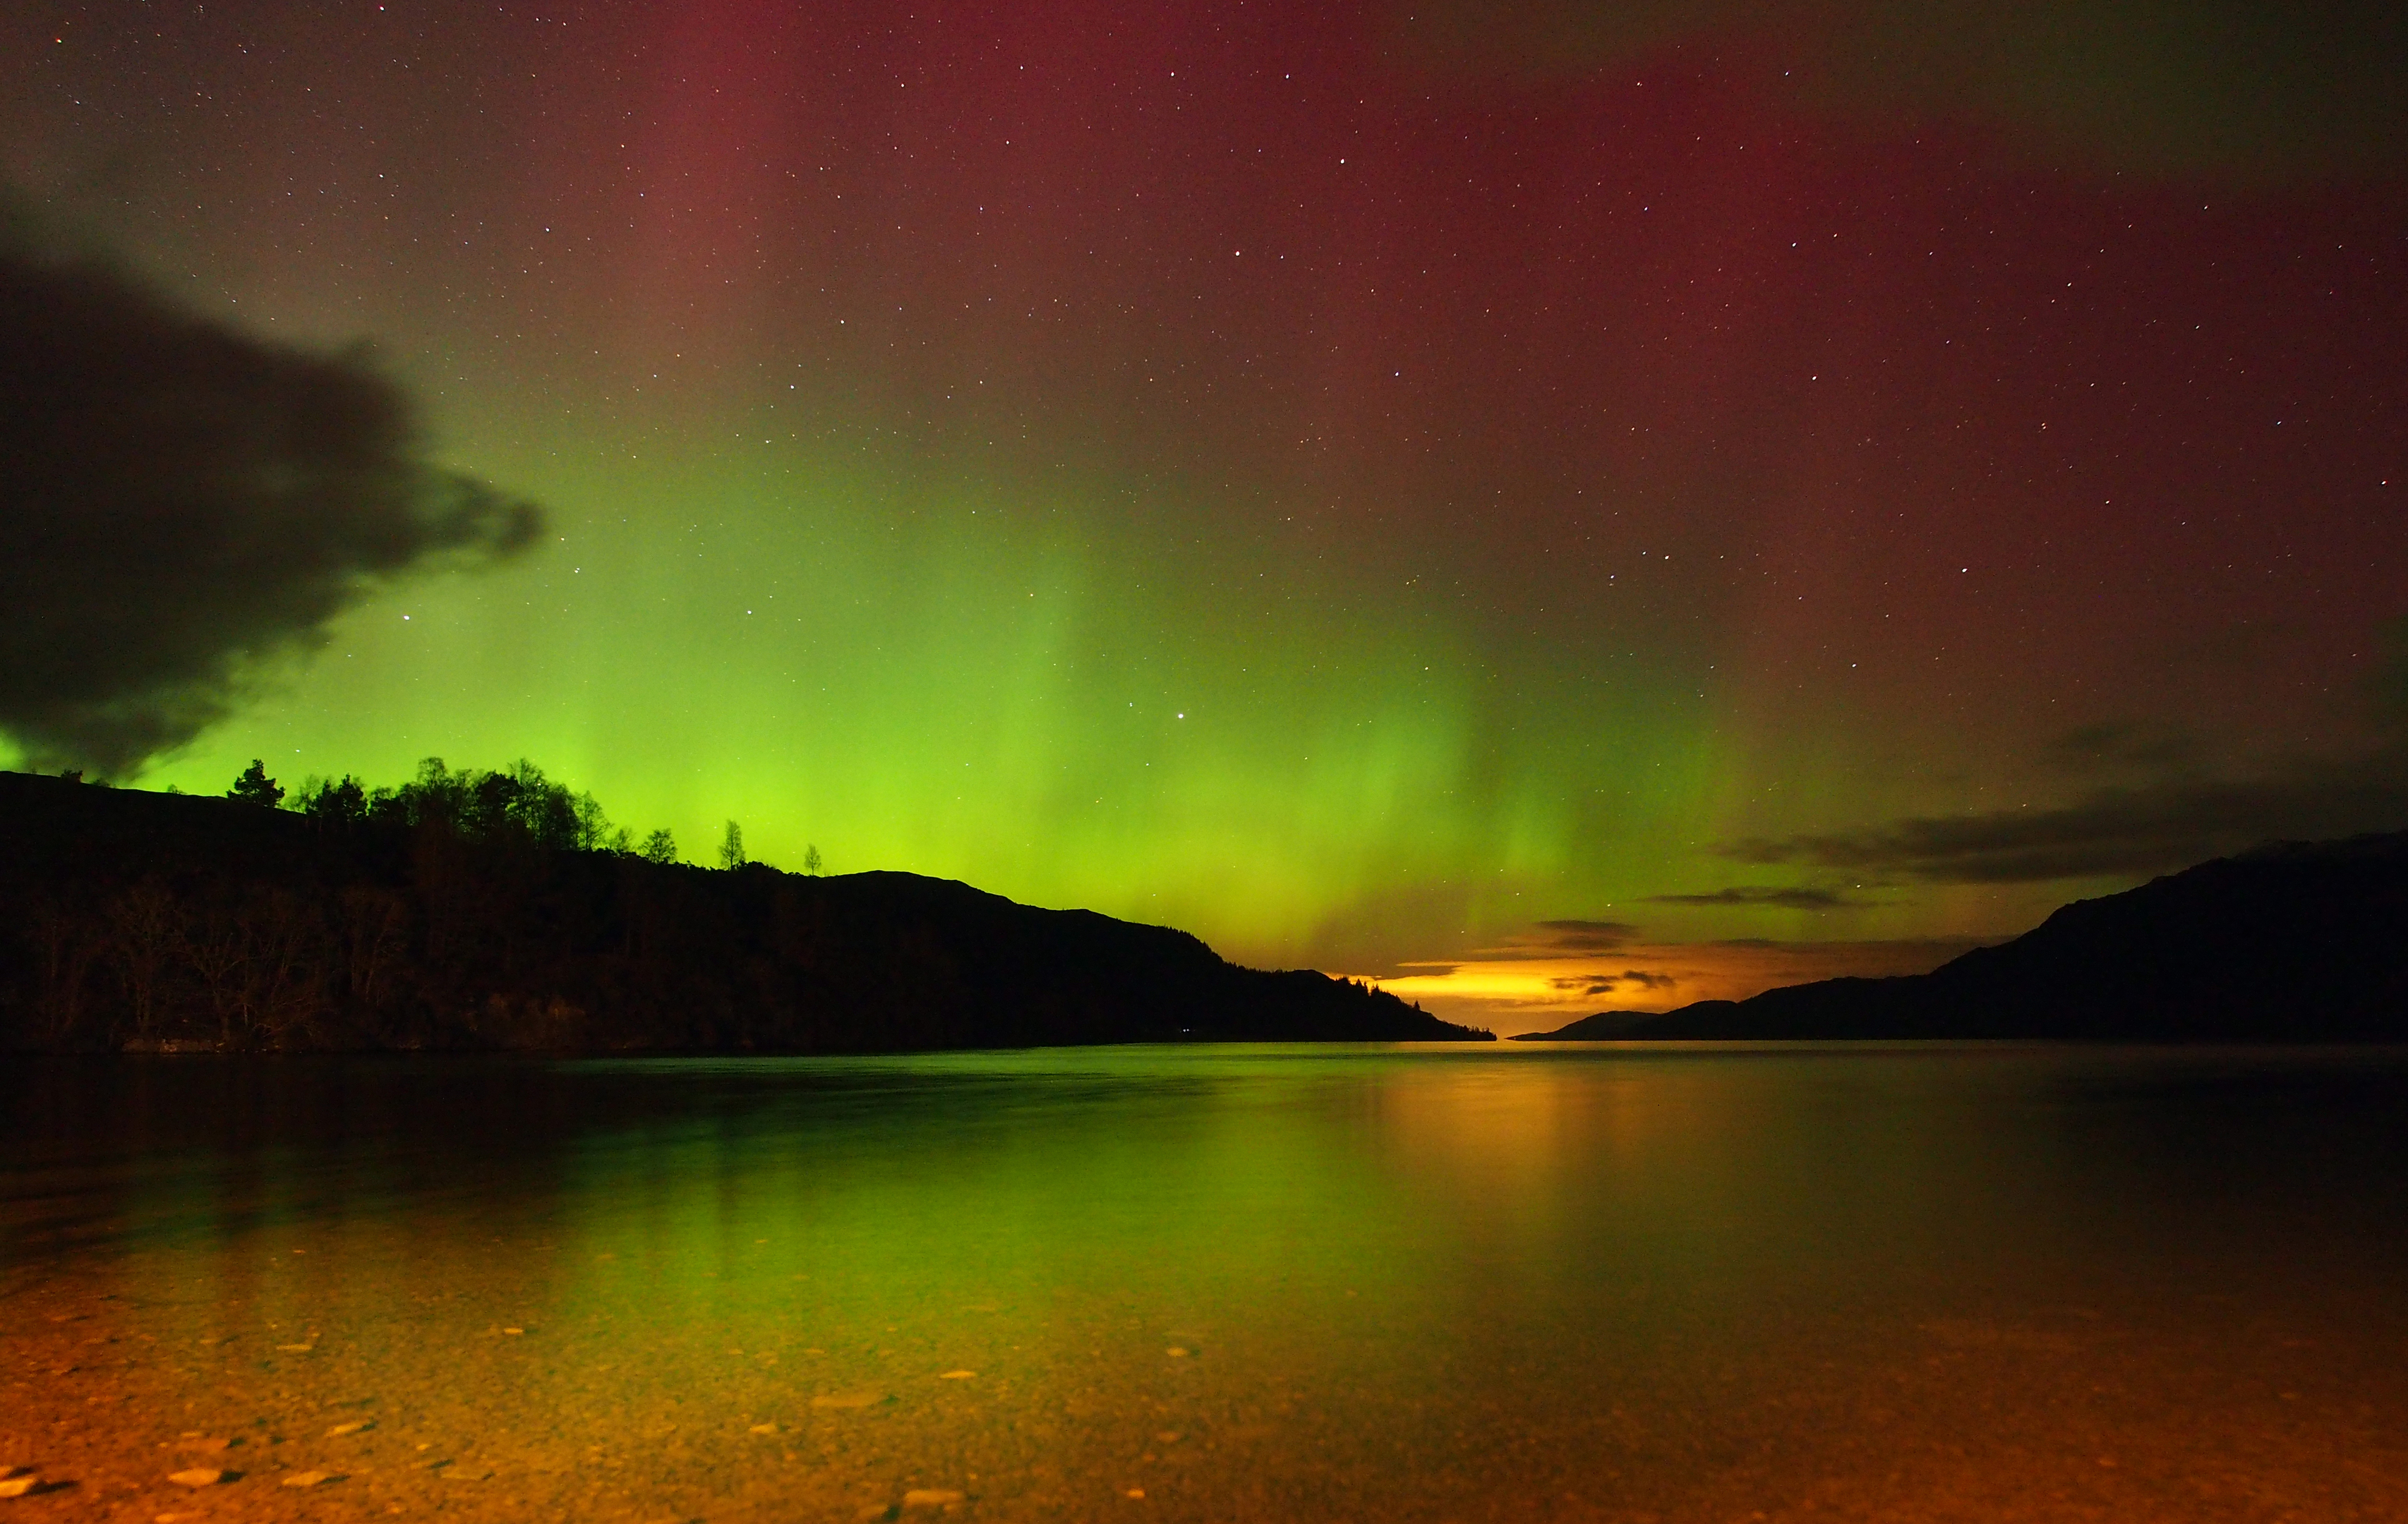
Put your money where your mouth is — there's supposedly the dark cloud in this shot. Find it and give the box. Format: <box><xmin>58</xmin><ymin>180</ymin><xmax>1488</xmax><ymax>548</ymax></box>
<box><xmin>1723</xmin><ymin>750</ymin><xmax>2408</xmax><ymax>884</ymax></box>
<box><xmin>1647</xmin><ymin>885</ymin><xmax>1857</xmax><ymax>909</ymax></box>
<box><xmin>1550</xmin><ymin>967</ymin><xmax>1677</xmax><ymax>997</ymax></box>
<box><xmin>0</xmin><ymin>238</ymin><xmax>543</xmax><ymax>775</ymax></box>
<box><xmin>1395</xmin><ymin>1</ymin><xmax>2408</xmax><ymax>180</ymax></box>
<box><xmin>2041</xmin><ymin>723</ymin><xmax>2203</xmax><ymax>778</ymax></box>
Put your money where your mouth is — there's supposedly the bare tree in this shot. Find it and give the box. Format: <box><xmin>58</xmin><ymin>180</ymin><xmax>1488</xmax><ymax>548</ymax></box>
<box><xmin>342</xmin><ymin>887</ymin><xmax>409</xmax><ymax>1012</ymax></box>
<box><xmin>177</xmin><ymin>897</ymin><xmax>252</xmax><ymax>1047</ymax></box>
<box><xmin>717</xmin><ymin>820</ymin><xmax>746</xmax><ymax>871</ymax></box>
<box><xmin>28</xmin><ymin>893</ymin><xmax>98</xmax><ymax>1046</ymax></box>
<box><xmin>244</xmin><ymin>888</ymin><xmax>327</xmax><ymax>1046</ymax></box>
<box><xmin>108</xmin><ymin>879</ymin><xmax>181</xmax><ymax>1038</ymax></box>
<box><xmin>574</xmin><ymin>790</ymin><xmax>613</xmax><ymax>851</ymax></box>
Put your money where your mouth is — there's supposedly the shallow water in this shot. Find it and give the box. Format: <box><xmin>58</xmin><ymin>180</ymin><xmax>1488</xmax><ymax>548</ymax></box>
<box><xmin>6</xmin><ymin>1044</ymin><xmax>2407</xmax><ymax>1521</ymax></box>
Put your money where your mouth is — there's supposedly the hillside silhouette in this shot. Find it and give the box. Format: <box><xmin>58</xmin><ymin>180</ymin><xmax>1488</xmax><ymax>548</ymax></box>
<box><xmin>1517</xmin><ymin>833</ymin><xmax>2408</xmax><ymax>1041</ymax></box>
<box><xmin>0</xmin><ymin>768</ymin><xmax>1488</xmax><ymax>1053</ymax></box>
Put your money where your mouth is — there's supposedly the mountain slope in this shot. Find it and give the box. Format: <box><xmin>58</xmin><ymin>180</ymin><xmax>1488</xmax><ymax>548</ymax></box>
<box><xmin>0</xmin><ymin>771</ymin><xmax>1489</xmax><ymax>1052</ymax></box>
<box><xmin>1516</xmin><ymin>833</ymin><xmax>2408</xmax><ymax>1041</ymax></box>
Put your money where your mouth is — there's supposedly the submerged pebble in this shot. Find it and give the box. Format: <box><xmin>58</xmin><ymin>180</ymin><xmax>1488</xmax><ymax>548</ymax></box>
<box><xmin>902</xmin><ymin>1487</ymin><xmax>965</xmax><ymax>1508</ymax></box>
<box><xmin>280</xmin><ymin>1470</ymin><xmax>337</xmax><ymax>1488</ymax></box>
<box><xmin>165</xmin><ymin>1468</ymin><xmax>224</xmax><ymax>1488</ymax></box>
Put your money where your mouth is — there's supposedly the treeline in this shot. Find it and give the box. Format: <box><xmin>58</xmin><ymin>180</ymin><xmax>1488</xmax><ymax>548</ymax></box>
<box><xmin>236</xmin><ymin>756</ymin><xmax>693</xmax><ymax>866</ymax></box>
<box><xmin>0</xmin><ymin>768</ymin><xmax>1488</xmax><ymax>1054</ymax></box>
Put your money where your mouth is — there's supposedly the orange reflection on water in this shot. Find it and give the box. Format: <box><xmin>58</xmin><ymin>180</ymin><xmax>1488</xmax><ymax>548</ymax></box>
<box><xmin>5</xmin><ymin>1048</ymin><xmax>2407</xmax><ymax>1520</ymax></box>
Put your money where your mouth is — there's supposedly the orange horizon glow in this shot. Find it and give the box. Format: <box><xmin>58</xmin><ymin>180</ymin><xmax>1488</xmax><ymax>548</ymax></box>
<box><xmin>1345</xmin><ymin>935</ymin><xmax>1997</xmax><ymax>1035</ymax></box>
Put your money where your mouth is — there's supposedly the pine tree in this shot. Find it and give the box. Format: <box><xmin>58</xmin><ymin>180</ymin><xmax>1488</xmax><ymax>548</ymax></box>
<box><xmin>228</xmin><ymin>759</ymin><xmax>284</xmax><ymax>809</ymax></box>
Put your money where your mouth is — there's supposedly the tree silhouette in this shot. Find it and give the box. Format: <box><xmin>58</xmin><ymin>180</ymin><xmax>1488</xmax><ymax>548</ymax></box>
<box><xmin>804</xmin><ymin>842</ymin><xmax>824</xmax><ymax>876</ymax></box>
<box><xmin>296</xmin><ymin>773</ymin><xmax>368</xmax><ymax>827</ymax></box>
<box><xmin>0</xmin><ymin>754</ymin><xmax>1498</xmax><ymax>1053</ymax></box>
<box><xmin>107</xmin><ymin>879</ymin><xmax>179</xmax><ymax>1036</ymax></box>
<box><xmin>228</xmin><ymin>759</ymin><xmax>284</xmax><ymax>809</ymax></box>
<box><xmin>573</xmin><ymin>790</ymin><xmax>613</xmax><ymax>851</ymax></box>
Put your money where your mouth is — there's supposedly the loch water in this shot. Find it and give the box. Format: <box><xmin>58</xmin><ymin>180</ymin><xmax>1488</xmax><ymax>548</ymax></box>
<box><xmin>6</xmin><ymin>1044</ymin><xmax>2407</xmax><ymax>1521</ymax></box>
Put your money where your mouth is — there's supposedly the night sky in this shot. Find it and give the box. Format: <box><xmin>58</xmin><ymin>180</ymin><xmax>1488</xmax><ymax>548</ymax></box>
<box><xmin>6</xmin><ymin>1</ymin><xmax>2405</xmax><ymax>1030</ymax></box>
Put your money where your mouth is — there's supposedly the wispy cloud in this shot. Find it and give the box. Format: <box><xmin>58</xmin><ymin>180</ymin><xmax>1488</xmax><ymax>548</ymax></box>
<box><xmin>1397</xmin><ymin>0</ymin><xmax>2408</xmax><ymax>180</ymax></box>
<box><xmin>2040</xmin><ymin>722</ymin><xmax>2204</xmax><ymax>778</ymax></box>
<box><xmin>1726</xmin><ymin>750</ymin><xmax>2408</xmax><ymax>885</ymax></box>
<box><xmin>1646</xmin><ymin>885</ymin><xmax>1859</xmax><ymax>909</ymax></box>
<box><xmin>1479</xmin><ymin>919</ymin><xmax>1640</xmax><ymax>957</ymax></box>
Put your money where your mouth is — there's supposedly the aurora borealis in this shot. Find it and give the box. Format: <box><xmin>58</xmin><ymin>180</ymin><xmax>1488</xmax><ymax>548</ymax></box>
<box><xmin>5</xmin><ymin>1</ymin><xmax>2404</xmax><ymax>1030</ymax></box>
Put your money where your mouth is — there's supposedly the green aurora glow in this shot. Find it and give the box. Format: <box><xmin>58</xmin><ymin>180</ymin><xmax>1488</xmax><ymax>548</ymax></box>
<box><xmin>8</xmin><ymin>0</ymin><xmax>2407</xmax><ymax>1028</ymax></box>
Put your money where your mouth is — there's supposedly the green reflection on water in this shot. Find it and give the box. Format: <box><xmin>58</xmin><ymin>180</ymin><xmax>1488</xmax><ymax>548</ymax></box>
<box><xmin>12</xmin><ymin>1045</ymin><xmax>2408</xmax><ymax>1521</ymax></box>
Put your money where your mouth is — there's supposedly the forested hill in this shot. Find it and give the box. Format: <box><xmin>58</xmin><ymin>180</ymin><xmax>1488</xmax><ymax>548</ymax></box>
<box><xmin>1516</xmin><ymin>832</ymin><xmax>2408</xmax><ymax>1043</ymax></box>
<box><xmin>0</xmin><ymin>770</ymin><xmax>1488</xmax><ymax>1053</ymax></box>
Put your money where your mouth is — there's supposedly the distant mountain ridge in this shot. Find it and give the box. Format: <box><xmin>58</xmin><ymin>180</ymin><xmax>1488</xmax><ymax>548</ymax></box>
<box><xmin>1517</xmin><ymin>833</ymin><xmax>2408</xmax><ymax>1041</ymax></box>
<box><xmin>0</xmin><ymin>771</ymin><xmax>1489</xmax><ymax>1053</ymax></box>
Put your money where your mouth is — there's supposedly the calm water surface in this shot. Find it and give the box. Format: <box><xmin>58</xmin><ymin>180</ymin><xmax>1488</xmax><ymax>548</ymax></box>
<box><xmin>6</xmin><ymin>1044</ymin><xmax>2407</xmax><ymax>1522</ymax></box>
